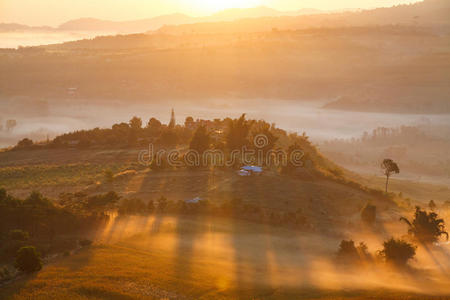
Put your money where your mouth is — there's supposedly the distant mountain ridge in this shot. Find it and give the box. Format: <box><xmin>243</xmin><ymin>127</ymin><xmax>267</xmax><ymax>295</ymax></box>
<box><xmin>0</xmin><ymin>23</ymin><xmax>53</xmax><ymax>32</ymax></box>
<box><xmin>0</xmin><ymin>6</ymin><xmax>327</xmax><ymax>34</ymax></box>
<box><xmin>58</xmin><ymin>13</ymin><xmax>195</xmax><ymax>32</ymax></box>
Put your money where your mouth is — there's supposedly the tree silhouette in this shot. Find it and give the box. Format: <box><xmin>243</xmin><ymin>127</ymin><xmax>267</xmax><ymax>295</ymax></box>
<box><xmin>428</xmin><ymin>200</ymin><xmax>436</xmax><ymax>211</ymax></box>
<box><xmin>378</xmin><ymin>238</ymin><xmax>416</xmax><ymax>267</ymax></box>
<box><xmin>146</xmin><ymin>117</ymin><xmax>162</xmax><ymax>136</ymax></box>
<box><xmin>129</xmin><ymin>116</ymin><xmax>142</xmax><ymax>130</ymax></box>
<box><xmin>226</xmin><ymin>114</ymin><xmax>253</xmax><ymax>150</ymax></box>
<box><xmin>381</xmin><ymin>158</ymin><xmax>399</xmax><ymax>193</ymax></box>
<box><xmin>15</xmin><ymin>138</ymin><xmax>33</xmax><ymax>149</ymax></box>
<box><xmin>189</xmin><ymin>125</ymin><xmax>210</xmax><ymax>155</ymax></box>
<box><xmin>168</xmin><ymin>108</ymin><xmax>176</xmax><ymax>129</ymax></box>
<box><xmin>400</xmin><ymin>206</ymin><xmax>448</xmax><ymax>244</ymax></box>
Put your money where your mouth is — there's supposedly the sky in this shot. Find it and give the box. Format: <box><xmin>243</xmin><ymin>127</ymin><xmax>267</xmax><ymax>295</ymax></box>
<box><xmin>0</xmin><ymin>0</ymin><xmax>423</xmax><ymax>26</ymax></box>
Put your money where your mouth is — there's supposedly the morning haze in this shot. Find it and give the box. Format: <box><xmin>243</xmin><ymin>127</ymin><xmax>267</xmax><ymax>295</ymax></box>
<box><xmin>0</xmin><ymin>0</ymin><xmax>449</xmax><ymax>299</ymax></box>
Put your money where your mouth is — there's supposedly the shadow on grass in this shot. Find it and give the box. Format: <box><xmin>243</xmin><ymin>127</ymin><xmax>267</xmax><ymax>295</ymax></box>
<box><xmin>76</xmin><ymin>286</ymin><xmax>135</xmax><ymax>300</ymax></box>
<box><xmin>0</xmin><ymin>271</ymin><xmax>38</xmax><ymax>299</ymax></box>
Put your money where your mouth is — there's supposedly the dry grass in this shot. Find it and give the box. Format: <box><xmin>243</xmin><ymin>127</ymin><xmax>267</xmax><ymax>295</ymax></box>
<box><xmin>1</xmin><ymin>215</ymin><xmax>449</xmax><ymax>300</ymax></box>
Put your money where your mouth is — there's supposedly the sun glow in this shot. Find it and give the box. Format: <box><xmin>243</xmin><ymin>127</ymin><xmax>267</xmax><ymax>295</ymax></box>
<box><xmin>185</xmin><ymin>0</ymin><xmax>264</xmax><ymax>14</ymax></box>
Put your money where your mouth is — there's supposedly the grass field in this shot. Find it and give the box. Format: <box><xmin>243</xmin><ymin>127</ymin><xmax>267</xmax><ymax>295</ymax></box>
<box><xmin>1</xmin><ymin>149</ymin><xmax>449</xmax><ymax>299</ymax></box>
<box><xmin>1</xmin><ymin>215</ymin><xmax>449</xmax><ymax>299</ymax></box>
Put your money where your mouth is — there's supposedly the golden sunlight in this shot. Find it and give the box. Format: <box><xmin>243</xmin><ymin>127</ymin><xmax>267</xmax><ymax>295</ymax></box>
<box><xmin>185</xmin><ymin>0</ymin><xmax>264</xmax><ymax>13</ymax></box>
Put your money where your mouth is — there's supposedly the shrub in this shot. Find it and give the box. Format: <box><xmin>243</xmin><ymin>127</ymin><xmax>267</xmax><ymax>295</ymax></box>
<box><xmin>15</xmin><ymin>246</ymin><xmax>42</xmax><ymax>273</ymax></box>
<box><xmin>336</xmin><ymin>240</ymin><xmax>371</xmax><ymax>264</ymax></box>
<box><xmin>336</xmin><ymin>240</ymin><xmax>359</xmax><ymax>263</ymax></box>
<box><xmin>379</xmin><ymin>238</ymin><xmax>416</xmax><ymax>267</ymax></box>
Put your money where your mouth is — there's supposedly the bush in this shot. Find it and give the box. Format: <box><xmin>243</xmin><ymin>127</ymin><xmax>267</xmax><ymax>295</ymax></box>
<box><xmin>15</xmin><ymin>246</ymin><xmax>42</xmax><ymax>273</ymax></box>
<box><xmin>361</xmin><ymin>204</ymin><xmax>376</xmax><ymax>225</ymax></box>
<box><xmin>336</xmin><ymin>240</ymin><xmax>371</xmax><ymax>264</ymax></box>
<box><xmin>379</xmin><ymin>238</ymin><xmax>416</xmax><ymax>267</ymax></box>
<box><xmin>336</xmin><ymin>240</ymin><xmax>359</xmax><ymax>263</ymax></box>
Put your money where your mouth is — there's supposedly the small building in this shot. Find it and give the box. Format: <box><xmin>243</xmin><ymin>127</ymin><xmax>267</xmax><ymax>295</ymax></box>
<box><xmin>185</xmin><ymin>197</ymin><xmax>202</xmax><ymax>204</ymax></box>
<box><xmin>238</xmin><ymin>166</ymin><xmax>263</xmax><ymax>176</ymax></box>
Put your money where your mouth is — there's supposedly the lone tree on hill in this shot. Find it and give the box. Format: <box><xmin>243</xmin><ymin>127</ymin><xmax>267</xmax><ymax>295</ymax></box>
<box><xmin>400</xmin><ymin>206</ymin><xmax>448</xmax><ymax>244</ymax></box>
<box><xmin>381</xmin><ymin>158</ymin><xmax>399</xmax><ymax>193</ymax></box>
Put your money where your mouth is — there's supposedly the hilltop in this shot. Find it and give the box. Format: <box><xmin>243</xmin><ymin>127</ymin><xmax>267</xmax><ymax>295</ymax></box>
<box><xmin>0</xmin><ymin>6</ymin><xmax>326</xmax><ymax>34</ymax></box>
<box><xmin>0</xmin><ymin>114</ymin><xmax>395</xmax><ymax>232</ymax></box>
<box><xmin>157</xmin><ymin>0</ymin><xmax>450</xmax><ymax>35</ymax></box>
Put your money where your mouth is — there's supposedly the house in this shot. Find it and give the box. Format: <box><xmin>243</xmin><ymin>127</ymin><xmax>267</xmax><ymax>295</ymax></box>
<box><xmin>238</xmin><ymin>166</ymin><xmax>263</xmax><ymax>176</ymax></box>
<box><xmin>185</xmin><ymin>197</ymin><xmax>202</xmax><ymax>204</ymax></box>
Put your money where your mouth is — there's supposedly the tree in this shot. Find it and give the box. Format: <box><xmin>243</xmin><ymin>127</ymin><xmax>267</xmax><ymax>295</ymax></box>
<box><xmin>147</xmin><ymin>117</ymin><xmax>162</xmax><ymax>130</ymax></box>
<box><xmin>129</xmin><ymin>116</ymin><xmax>142</xmax><ymax>131</ymax></box>
<box><xmin>168</xmin><ymin>109</ymin><xmax>176</xmax><ymax>129</ymax></box>
<box><xmin>184</xmin><ymin>116</ymin><xmax>194</xmax><ymax>128</ymax></box>
<box><xmin>24</xmin><ymin>191</ymin><xmax>53</xmax><ymax>207</ymax></box>
<box><xmin>428</xmin><ymin>200</ymin><xmax>436</xmax><ymax>211</ymax></box>
<box><xmin>400</xmin><ymin>206</ymin><xmax>448</xmax><ymax>244</ymax></box>
<box><xmin>85</xmin><ymin>191</ymin><xmax>120</xmax><ymax>210</ymax></box>
<box><xmin>147</xmin><ymin>200</ymin><xmax>155</xmax><ymax>213</ymax></box>
<box><xmin>381</xmin><ymin>159</ymin><xmax>399</xmax><ymax>193</ymax></box>
<box><xmin>146</xmin><ymin>117</ymin><xmax>162</xmax><ymax>138</ymax></box>
<box><xmin>16</xmin><ymin>138</ymin><xmax>33</xmax><ymax>149</ymax></box>
<box><xmin>159</xmin><ymin>128</ymin><xmax>178</xmax><ymax>146</ymax></box>
<box><xmin>15</xmin><ymin>246</ymin><xmax>42</xmax><ymax>273</ymax></box>
<box><xmin>336</xmin><ymin>240</ymin><xmax>371</xmax><ymax>264</ymax></box>
<box><xmin>189</xmin><ymin>125</ymin><xmax>210</xmax><ymax>155</ymax></box>
<box><xmin>250</xmin><ymin>123</ymin><xmax>278</xmax><ymax>165</ymax></box>
<box><xmin>336</xmin><ymin>240</ymin><xmax>359</xmax><ymax>263</ymax></box>
<box><xmin>226</xmin><ymin>114</ymin><xmax>252</xmax><ymax>150</ymax></box>
<box><xmin>158</xmin><ymin>196</ymin><xmax>168</xmax><ymax>212</ymax></box>
<box><xmin>361</xmin><ymin>203</ymin><xmax>376</xmax><ymax>225</ymax></box>
<box><xmin>378</xmin><ymin>238</ymin><xmax>416</xmax><ymax>267</ymax></box>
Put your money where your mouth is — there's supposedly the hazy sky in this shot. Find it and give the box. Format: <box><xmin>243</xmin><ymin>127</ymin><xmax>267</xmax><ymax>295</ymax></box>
<box><xmin>1</xmin><ymin>0</ymin><xmax>422</xmax><ymax>26</ymax></box>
